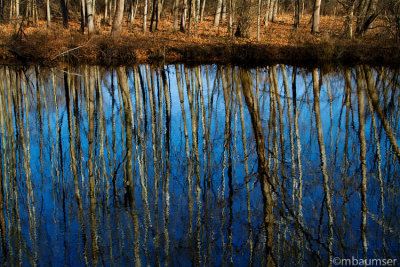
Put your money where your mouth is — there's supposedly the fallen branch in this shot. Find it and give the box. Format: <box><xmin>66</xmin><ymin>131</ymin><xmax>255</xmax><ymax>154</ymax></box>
<box><xmin>51</xmin><ymin>38</ymin><xmax>93</xmax><ymax>61</ymax></box>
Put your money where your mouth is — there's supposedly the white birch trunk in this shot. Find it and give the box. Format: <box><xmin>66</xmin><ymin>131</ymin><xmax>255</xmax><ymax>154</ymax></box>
<box><xmin>311</xmin><ymin>0</ymin><xmax>321</xmax><ymax>33</ymax></box>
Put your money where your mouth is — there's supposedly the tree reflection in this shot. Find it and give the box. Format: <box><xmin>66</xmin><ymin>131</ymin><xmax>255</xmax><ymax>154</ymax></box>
<box><xmin>0</xmin><ymin>64</ymin><xmax>398</xmax><ymax>266</ymax></box>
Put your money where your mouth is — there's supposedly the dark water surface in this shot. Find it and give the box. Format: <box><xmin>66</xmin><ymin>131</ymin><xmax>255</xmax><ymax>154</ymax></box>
<box><xmin>0</xmin><ymin>65</ymin><xmax>399</xmax><ymax>266</ymax></box>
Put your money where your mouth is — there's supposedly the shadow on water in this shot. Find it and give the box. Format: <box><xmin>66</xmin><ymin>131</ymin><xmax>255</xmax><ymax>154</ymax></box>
<box><xmin>0</xmin><ymin>64</ymin><xmax>399</xmax><ymax>266</ymax></box>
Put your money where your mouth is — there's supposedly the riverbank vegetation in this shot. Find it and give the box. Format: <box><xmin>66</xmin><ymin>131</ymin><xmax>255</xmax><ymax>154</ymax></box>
<box><xmin>0</xmin><ymin>0</ymin><xmax>399</xmax><ymax>66</ymax></box>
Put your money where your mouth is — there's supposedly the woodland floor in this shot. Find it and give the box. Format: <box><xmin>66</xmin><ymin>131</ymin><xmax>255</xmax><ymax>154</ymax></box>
<box><xmin>0</xmin><ymin>14</ymin><xmax>399</xmax><ymax>66</ymax></box>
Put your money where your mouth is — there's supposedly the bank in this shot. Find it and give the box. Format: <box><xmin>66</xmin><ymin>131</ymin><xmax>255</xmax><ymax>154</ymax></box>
<box><xmin>0</xmin><ymin>17</ymin><xmax>399</xmax><ymax>67</ymax></box>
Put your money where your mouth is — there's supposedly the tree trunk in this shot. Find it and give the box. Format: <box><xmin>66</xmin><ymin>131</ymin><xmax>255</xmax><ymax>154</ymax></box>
<box><xmin>26</xmin><ymin>0</ymin><xmax>31</xmax><ymax>24</ymax></box>
<box><xmin>0</xmin><ymin>0</ymin><xmax>3</xmax><ymax>23</ymax></box>
<box><xmin>26</xmin><ymin>0</ymin><xmax>35</xmax><ymax>25</ymax></box>
<box><xmin>355</xmin><ymin>0</ymin><xmax>378</xmax><ymax>35</ymax></box>
<box><xmin>16</xmin><ymin>0</ymin><xmax>20</xmax><ymax>21</ymax></box>
<box><xmin>214</xmin><ymin>0</ymin><xmax>222</xmax><ymax>26</ymax></box>
<box><xmin>60</xmin><ymin>0</ymin><xmax>69</xmax><ymax>28</ymax></box>
<box><xmin>269</xmin><ymin>0</ymin><xmax>275</xmax><ymax>22</ymax></box>
<box><xmin>86</xmin><ymin>0</ymin><xmax>94</xmax><ymax>34</ymax></box>
<box><xmin>46</xmin><ymin>0</ymin><xmax>51</xmax><ymax>27</ymax></box>
<box><xmin>104</xmin><ymin>0</ymin><xmax>109</xmax><ymax>23</ymax></box>
<box><xmin>34</xmin><ymin>0</ymin><xmax>38</xmax><ymax>24</ymax></box>
<box><xmin>235</xmin><ymin>0</ymin><xmax>251</xmax><ymax>37</ymax></box>
<box><xmin>180</xmin><ymin>0</ymin><xmax>187</xmax><ymax>32</ymax></box>
<box><xmin>221</xmin><ymin>0</ymin><xmax>227</xmax><ymax>20</ymax></box>
<box><xmin>264</xmin><ymin>0</ymin><xmax>273</xmax><ymax>26</ymax></box>
<box><xmin>80</xmin><ymin>0</ymin><xmax>86</xmax><ymax>33</ymax></box>
<box><xmin>173</xmin><ymin>0</ymin><xmax>180</xmax><ymax>30</ymax></box>
<box><xmin>128</xmin><ymin>0</ymin><xmax>138</xmax><ymax>24</ymax></box>
<box><xmin>196</xmin><ymin>0</ymin><xmax>201</xmax><ymax>25</ymax></box>
<box><xmin>228</xmin><ymin>0</ymin><xmax>234</xmax><ymax>36</ymax></box>
<box><xmin>294</xmin><ymin>0</ymin><xmax>300</xmax><ymax>28</ymax></box>
<box><xmin>311</xmin><ymin>0</ymin><xmax>321</xmax><ymax>33</ymax></box>
<box><xmin>112</xmin><ymin>0</ymin><xmax>116</xmax><ymax>19</ymax></box>
<box><xmin>257</xmin><ymin>0</ymin><xmax>261</xmax><ymax>40</ymax></box>
<box><xmin>157</xmin><ymin>0</ymin><xmax>163</xmax><ymax>24</ymax></box>
<box><xmin>9</xmin><ymin>0</ymin><xmax>13</xmax><ymax>19</ymax></box>
<box><xmin>92</xmin><ymin>0</ymin><xmax>96</xmax><ymax>24</ymax></box>
<box><xmin>150</xmin><ymin>0</ymin><xmax>158</xmax><ymax>31</ymax></box>
<box><xmin>272</xmin><ymin>0</ymin><xmax>278</xmax><ymax>21</ymax></box>
<box><xmin>111</xmin><ymin>0</ymin><xmax>124</xmax><ymax>37</ymax></box>
<box><xmin>200</xmin><ymin>0</ymin><xmax>206</xmax><ymax>21</ymax></box>
<box><xmin>143</xmin><ymin>0</ymin><xmax>148</xmax><ymax>32</ymax></box>
<box><xmin>345</xmin><ymin>2</ymin><xmax>354</xmax><ymax>38</ymax></box>
<box><xmin>188</xmin><ymin>0</ymin><xmax>196</xmax><ymax>33</ymax></box>
<box><xmin>301</xmin><ymin>0</ymin><xmax>304</xmax><ymax>16</ymax></box>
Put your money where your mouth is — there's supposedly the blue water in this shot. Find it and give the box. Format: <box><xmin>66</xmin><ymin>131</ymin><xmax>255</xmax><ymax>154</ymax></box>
<box><xmin>0</xmin><ymin>65</ymin><xmax>398</xmax><ymax>266</ymax></box>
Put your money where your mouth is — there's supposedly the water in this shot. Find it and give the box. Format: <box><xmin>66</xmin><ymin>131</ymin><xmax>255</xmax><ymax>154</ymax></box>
<box><xmin>0</xmin><ymin>65</ymin><xmax>399</xmax><ymax>266</ymax></box>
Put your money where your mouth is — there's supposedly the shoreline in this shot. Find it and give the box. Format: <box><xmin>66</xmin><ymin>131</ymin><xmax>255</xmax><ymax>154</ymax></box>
<box><xmin>1</xmin><ymin>17</ymin><xmax>399</xmax><ymax>67</ymax></box>
<box><xmin>2</xmin><ymin>39</ymin><xmax>399</xmax><ymax>67</ymax></box>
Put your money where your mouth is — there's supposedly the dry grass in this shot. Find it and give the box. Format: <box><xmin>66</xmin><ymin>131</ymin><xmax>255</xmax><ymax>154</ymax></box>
<box><xmin>0</xmin><ymin>13</ymin><xmax>398</xmax><ymax>66</ymax></box>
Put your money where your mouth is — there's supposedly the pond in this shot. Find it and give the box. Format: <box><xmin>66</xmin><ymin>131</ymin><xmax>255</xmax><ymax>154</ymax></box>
<box><xmin>0</xmin><ymin>65</ymin><xmax>399</xmax><ymax>266</ymax></box>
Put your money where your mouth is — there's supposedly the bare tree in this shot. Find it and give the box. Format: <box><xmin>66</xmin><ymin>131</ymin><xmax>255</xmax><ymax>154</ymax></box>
<box><xmin>0</xmin><ymin>0</ymin><xmax>3</xmax><ymax>23</ymax></box>
<box><xmin>383</xmin><ymin>0</ymin><xmax>400</xmax><ymax>42</ymax></box>
<box><xmin>25</xmin><ymin>0</ymin><xmax>38</xmax><ymax>25</ymax></box>
<box><xmin>235</xmin><ymin>0</ymin><xmax>251</xmax><ymax>37</ymax></box>
<box><xmin>214</xmin><ymin>0</ymin><xmax>223</xmax><ymax>26</ymax></box>
<box><xmin>200</xmin><ymin>0</ymin><xmax>206</xmax><ymax>21</ymax></box>
<box><xmin>337</xmin><ymin>0</ymin><xmax>356</xmax><ymax>38</ymax></box>
<box><xmin>257</xmin><ymin>0</ymin><xmax>262</xmax><ymax>40</ymax></box>
<box><xmin>86</xmin><ymin>0</ymin><xmax>95</xmax><ymax>34</ymax></box>
<box><xmin>104</xmin><ymin>0</ymin><xmax>109</xmax><ymax>23</ymax></box>
<box><xmin>355</xmin><ymin>0</ymin><xmax>378</xmax><ymax>36</ymax></box>
<box><xmin>9</xmin><ymin>0</ymin><xmax>20</xmax><ymax>22</ymax></box>
<box><xmin>173</xmin><ymin>0</ymin><xmax>180</xmax><ymax>30</ymax></box>
<box><xmin>294</xmin><ymin>0</ymin><xmax>300</xmax><ymax>28</ymax></box>
<box><xmin>60</xmin><ymin>0</ymin><xmax>69</xmax><ymax>28</ymax></box>
<box><xmin>311</xmin><ymin>0</ymin><xmax>321</xmax><ymax>33</ymax></box>
<box><xmin>111</xmin><ymin>0</ymin><xmax>124</xmax><ymax>36</ymax></box>
<box><xmin>265</xmin><ymin>0</ymin><xmax>277</xmax><ymax>25</ymax></box>
<box><xmin>144</xmin><ymin>0</ymin><xmax>148</xmax><ymax>32</ymax></box>
<box><xmin>227</xmin><ymin>0</ymin><xmax>235</xmax><ymax>36</ymax></box>
<box><xmin>80</xmin><ymin>0</ymin><xmax>86</xmax><ymax>32</ymax></box>
<box><xmin>46</xmin><ymin>0</ymin><xmax>51</xmax><ymax>27</ymax></box>
<box><xmin>150</xmin><ymin>0</ymin><xmax>159</xmax><ymax>31</ymax></box>
<box><xmin>128</xmin><ymin>0</ymin><xmax>138</xmax><ymax>25</ymax></box>
<box><xmin>180</xmin><ymin>0</ymin><xmax>188</xmax><ymax>32</ymax></box>
<box><xmin>188</xmin><ymin>0</ymin><xmax>196</xmax><ymax>33</ymax></box>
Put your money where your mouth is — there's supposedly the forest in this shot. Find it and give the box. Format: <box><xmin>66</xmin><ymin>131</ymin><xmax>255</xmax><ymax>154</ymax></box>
<box><xmin>0</xmin><ymin>0</ymin><xmax>399</xmax><ymax>266</ymax></box>
<box><xmin>0</xmin><ymin>0</ymin><xmax>399</xmax><ymax>65</ymax></box>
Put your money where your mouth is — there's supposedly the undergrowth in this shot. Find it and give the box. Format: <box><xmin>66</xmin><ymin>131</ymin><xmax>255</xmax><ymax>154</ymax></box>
<box><xmin>0</xmin><ymin>14</ymin><xmax>398</xmax><ymax>66</ymax></box>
